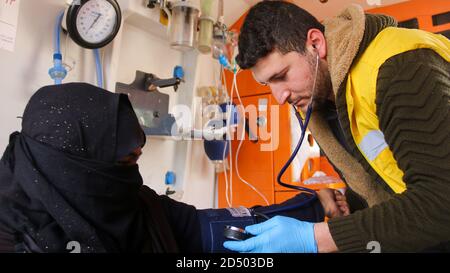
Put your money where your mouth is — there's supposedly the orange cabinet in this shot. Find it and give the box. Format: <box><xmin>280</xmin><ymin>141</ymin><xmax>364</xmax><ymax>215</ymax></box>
<box><xmin>275</xmin><ymin>191</ymin><xmax>302</xmax><ymax>204</ymax></box>
<box><xmin>367</xmin><ymin>0</ymin><xmax>450</xmax><ymax>37</ymax></box>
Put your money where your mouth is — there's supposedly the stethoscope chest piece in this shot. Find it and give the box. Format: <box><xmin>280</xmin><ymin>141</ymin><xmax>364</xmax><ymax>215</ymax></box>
<box><xmin>223</xmin><ymin>225</ymin><xmax>253</xmax><ymax>241</ymax></box>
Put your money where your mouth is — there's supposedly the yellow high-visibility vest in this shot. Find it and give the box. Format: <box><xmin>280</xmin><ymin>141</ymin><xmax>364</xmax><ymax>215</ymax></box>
<box><xmin>346</xmin><ymin>27</ymin><xmax>450</xmax><ymax>193</ymax></box>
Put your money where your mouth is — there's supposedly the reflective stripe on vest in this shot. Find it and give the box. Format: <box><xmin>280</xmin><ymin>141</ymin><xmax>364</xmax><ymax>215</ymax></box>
<box><xmin>346</xmin><ymin>27</ymin><xmax>450</xmax><ymax>193</ymax></box>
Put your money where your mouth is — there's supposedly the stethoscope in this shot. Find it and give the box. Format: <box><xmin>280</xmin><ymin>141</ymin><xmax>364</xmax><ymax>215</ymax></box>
<box><xmin>268</xmin><ymin>52</ymin><xmax>321</xmax><ymax>213</ymax></box>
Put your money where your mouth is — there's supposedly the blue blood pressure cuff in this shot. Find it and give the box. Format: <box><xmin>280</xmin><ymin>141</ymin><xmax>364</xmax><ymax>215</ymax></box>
<box><xmin>197</xmin><ymin>193</ymin><xmax>325</xmax><ymax>253</ymax></box>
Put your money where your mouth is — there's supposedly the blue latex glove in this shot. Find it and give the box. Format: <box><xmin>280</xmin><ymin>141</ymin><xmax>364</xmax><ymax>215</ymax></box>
<box><xmin>223</xmin><ymin>216</ymin><xmax>318</xmax><ymax>253</ymax></box>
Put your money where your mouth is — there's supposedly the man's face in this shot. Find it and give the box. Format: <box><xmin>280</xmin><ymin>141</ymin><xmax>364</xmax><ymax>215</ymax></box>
<box><xmin>251</xmin><ymin>50</ymin><xmax>332</xmax><ymax>113</ymax></box>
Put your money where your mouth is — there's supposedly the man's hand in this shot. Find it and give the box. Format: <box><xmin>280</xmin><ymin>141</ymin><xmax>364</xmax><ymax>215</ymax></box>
<box><xmin>223</xmin><ymin>216</ymin><xmax>317</xmax><ymax>253</ymax></box>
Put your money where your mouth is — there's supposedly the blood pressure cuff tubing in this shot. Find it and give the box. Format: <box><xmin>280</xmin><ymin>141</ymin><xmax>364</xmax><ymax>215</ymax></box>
<box><xmin>197</xmin><ymin>193</ymin><xmax>325</xmax><ymax>253</ymax></box>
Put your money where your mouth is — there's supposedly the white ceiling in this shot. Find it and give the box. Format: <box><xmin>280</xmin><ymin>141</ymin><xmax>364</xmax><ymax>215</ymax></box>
<box><xmin>236</xmin><ymin>0</ymin><xmax>410</xmax><ymax>21</ymax></box>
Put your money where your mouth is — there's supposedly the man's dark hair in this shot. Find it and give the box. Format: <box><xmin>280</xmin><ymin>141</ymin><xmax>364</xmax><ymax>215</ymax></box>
<box><xmin>236</xmin><ymin>1</ymin><xmax>324</xmax><ymax>69</ymax></box>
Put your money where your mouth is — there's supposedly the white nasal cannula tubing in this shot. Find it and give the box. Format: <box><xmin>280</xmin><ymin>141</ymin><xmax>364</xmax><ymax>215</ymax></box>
<box><xmin>234</xmin><ymin>70</ymin><xmax>270</xmax><ymax>206</ymax></box>
<box><xmin>220</xmin><ymin>67</ymin><xmax>231</xmax><ymax>207</ymax></box>
<box><xmin>221</xmin><ymin>54</ymin><xmax>270</xmax><ymax>207</ymax></box>
<box><xmin>223</xmin><ymin>66</ymin><xmax>235</xmax><ymax>207</ymax></box>
<box><xmin>221</xmin><ymin>65</ymin><xmax>233</xmax><ymax>207</ymax></box>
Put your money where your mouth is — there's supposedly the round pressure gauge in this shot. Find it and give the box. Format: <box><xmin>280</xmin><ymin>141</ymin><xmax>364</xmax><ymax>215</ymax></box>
<box><xmin>66</xmin><ymin>0</ymin><xmax>122</xmax><ymax>49</ymax></box>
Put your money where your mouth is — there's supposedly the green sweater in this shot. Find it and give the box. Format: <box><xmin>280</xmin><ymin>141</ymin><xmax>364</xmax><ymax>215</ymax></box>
<box><xmin>327</xmin><ymin>14</ymin><xmax>450</xmax><ymax>252</ymax></box>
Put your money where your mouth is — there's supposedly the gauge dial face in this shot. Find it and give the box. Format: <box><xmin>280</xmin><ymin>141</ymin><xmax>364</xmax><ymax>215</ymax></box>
<box><xmin>76</xmin><ymin>0</ymin><xmax>118</xmax><ymax>44</ymax></box>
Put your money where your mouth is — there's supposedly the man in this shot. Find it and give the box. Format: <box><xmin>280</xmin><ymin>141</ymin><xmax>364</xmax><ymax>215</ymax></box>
<box><xmin>223</xmin><ymin>1</ymin><xmax>450</xmax><ymax>253</ymax></box>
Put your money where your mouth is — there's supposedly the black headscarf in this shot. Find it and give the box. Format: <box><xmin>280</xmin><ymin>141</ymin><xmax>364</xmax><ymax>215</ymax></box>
<box><xmin>0</xmin><ymin>83</ymin><xmax>165</xmax><ymax>252</ymax></box>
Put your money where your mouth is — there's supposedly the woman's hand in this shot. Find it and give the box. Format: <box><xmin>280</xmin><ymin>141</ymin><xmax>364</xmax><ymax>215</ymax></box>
<box><xmin>317</xmin><ymin>188</ymin><xmax>350</xmax><ymax>218</ymax></box>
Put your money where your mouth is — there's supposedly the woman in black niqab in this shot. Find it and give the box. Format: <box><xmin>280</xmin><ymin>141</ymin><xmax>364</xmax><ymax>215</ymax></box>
<box><xmin>0</xmin><ymin>83</ymin><xmax>178</xmax><ymax>252</ymax></box>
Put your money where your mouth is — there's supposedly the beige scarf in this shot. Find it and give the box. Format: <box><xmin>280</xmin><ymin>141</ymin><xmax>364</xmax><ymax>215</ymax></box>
<box><xmin>308</xmin><ymin>5</ymin><xmax>392</xmax><ymax>206</ymax></box>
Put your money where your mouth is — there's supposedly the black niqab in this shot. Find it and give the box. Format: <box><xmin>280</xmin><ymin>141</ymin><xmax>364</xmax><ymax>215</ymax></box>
<box><xmin>0</xmin><ymin>83</ymin><xmax>158</xmax><ymax>252</ymax></box>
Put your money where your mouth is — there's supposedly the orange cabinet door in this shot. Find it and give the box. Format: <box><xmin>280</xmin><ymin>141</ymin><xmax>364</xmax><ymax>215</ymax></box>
<box><xmin>274</xmin><ymin>191</ymin><xmax>302</xmax><ymax>204</ymax></box>
<box><xmin>217</xmin><ymin>94</ymin><xmax>275</xmax><ymax>208</ymax></box>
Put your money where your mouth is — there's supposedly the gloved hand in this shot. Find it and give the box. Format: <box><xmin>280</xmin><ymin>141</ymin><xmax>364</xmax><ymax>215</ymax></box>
<box><xmin>223</xmin><ymin>216</ymin><xmax>318</xmax><ymax>253</ymax></box>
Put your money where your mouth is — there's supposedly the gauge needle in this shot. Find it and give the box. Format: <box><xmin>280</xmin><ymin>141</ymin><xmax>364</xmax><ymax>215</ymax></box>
<box><xmin>86</xmin><ymin>13</ymin><xmax>102</xmax><ymax>34</ymax></box>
